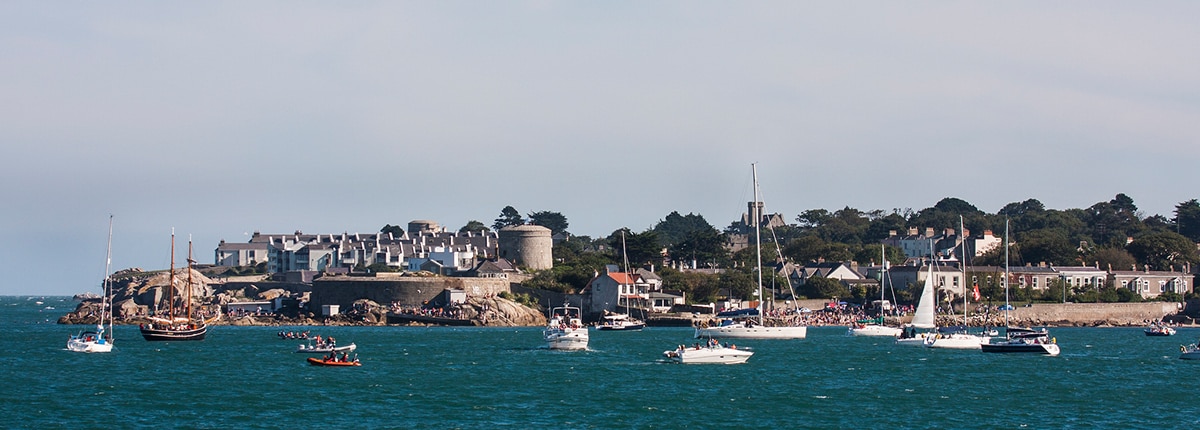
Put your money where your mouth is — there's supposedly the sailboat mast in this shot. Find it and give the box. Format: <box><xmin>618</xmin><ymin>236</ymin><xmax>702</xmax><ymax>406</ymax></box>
<box><xmin>752</xmin><ymin>163</ymin><xmax>763</xmax><ymax>323</ymax></box>
<box><xmin>104</xmin><ymin>215</ymin><xmax>114</xmax><ymax>339</ymax></box>
<box><xmin>960</xmin><ymin>216</ymin><xmax>967</xmax><ymax>328</ymax></box>
<box><xmin>621</xmin><ymin>230</ymin><xmax>629</xmax><ymax>312</ymax></box>
<box><xmin>1004</xmin><ymin>219</ymin><xmax>1010</xmax><ymax>328</ymax></box>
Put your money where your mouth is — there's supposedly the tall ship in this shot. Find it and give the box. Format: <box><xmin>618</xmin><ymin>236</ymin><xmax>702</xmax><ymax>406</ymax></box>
<box><xmin>140</xmin><ymin>231</ymin><xmax>207</xmax><ymax>341</ymax></box>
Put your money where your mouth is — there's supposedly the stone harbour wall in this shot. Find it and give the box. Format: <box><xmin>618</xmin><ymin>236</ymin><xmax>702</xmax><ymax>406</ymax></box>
<box><xmin>987</xmin><ymin>302</ymin><xmax>1182</xmax><ymax>326</ymax></box>
<box><xmin>310</xmin><ymin>276</ymin><xmax>512</xmax><ymax>314</ymax></box>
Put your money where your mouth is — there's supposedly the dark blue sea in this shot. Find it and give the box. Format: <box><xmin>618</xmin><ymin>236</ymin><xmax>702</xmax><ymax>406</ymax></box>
<box><xmin>6</xmin><ymin>296</ymin><xmax>1200</xmax><ymax>428</ymax></box>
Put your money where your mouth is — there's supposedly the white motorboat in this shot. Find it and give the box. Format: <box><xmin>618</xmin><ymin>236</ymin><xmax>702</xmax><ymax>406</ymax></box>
<box><xmin>296</xmin><ymin>341</ymin><xmax>357</xmax><ymax>354</ymax></box>
<box><xmin>67</xmin><ymin>216</ymin><xmax>116</xmax><ymax>354</ymax></box>
<box><xmin>664</xmin><ymin>339</ymin><xmax>753</xmax><ymax>364</ymax></box>
<box><xmin>982</xmin><ymin>327</ymin><xmax>1060</xmax><ymax>355</ymax></box>
<box><xmin>544</xmin><ymin>304</ymin><xmax>588</xmax><ymax>350</ymax></box>
<box><xmin>1145</xmin><ymin>323</ymin><xmax>1176</xmax><ymax>336</ymax></box>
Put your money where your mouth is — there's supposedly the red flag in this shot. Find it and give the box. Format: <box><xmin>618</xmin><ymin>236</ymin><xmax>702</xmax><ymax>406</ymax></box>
<box><xmin>972</xmin><ymin>284</ymin><xmax>981</xmax><ymax>301</ymax></box>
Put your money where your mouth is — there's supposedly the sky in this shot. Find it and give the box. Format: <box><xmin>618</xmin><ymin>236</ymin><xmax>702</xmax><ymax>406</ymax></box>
<box><xmin>3</xmin><ymin>2</ymin><xmax>1198</xmax><ymax>296</ymax></box>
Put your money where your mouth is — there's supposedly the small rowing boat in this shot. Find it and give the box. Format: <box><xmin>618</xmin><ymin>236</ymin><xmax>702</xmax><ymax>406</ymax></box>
<box><xmin>307</xmin><ymin>357</ymin><xmax>361</xmax><ymax>367</ymax></box>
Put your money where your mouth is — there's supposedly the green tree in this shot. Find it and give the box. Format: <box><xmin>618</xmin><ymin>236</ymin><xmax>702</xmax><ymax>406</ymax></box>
<box><xmin>668</xmin><ymin>227</ymin><xmax>729</xmax><ymax>269</ymax></box>
<box><xmin>459</xmin><ymin>220</ymin><xmax>490</xmax><ymax>234</ymax></box>
<box><xmin>799</xmin><ymin>276</ymin><xmax>850</xmax><ymax>300</ymax></box>
<box><xmin>1086</xmin><ymin>247</ymin><xmax>1137</xmax><ymax>272</ymax></box>
<box><xmin>1015</xmin><ymin>229</ymin><xmax>1078</xmax><ymax>266</ymax></box>
<box><xmin>492</xmin><ymin>206</ymin><xmax>524</xmax><ymax>230</ymax></box>
<box><xmin>528</xmin><ymin>211</ymin><xmax>569</xmax><ymax>236</ymax></box>
<box><xmin>717</xmin><ymin>269</ymin><xmax>757</xmax><ymax>300</ymax></box>
<box><xmin>608</xmin><ymin>229</ymin><xmax>661</xmax><ymax>268</ymax></box>
<box><xmin>381</xmin><ymin>224</ymin><xmax>405</xmax><ymax>237</ymax></box>
<box><xmin>1174</xmin><ymin>199</ymin><xmax>1200</xmax><ymax>242</ymax></box>
<box><xmin>1126</xmin><ymin>231</ymin><xmax>1200</xmax><ymax>271</ymax></box>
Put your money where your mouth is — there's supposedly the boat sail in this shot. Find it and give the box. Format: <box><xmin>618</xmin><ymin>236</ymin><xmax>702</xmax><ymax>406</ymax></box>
<box><xmin>982</xmin><ymin>219</ymin><xmax>1060</xmax><ymax>355</ymax></box>
<box><xmin>140</xmin><ymin>231</ymin><xmax>207</xmax><ymax>341</ymax></box>
<box><xmin>67</xmin><ymin>215</ymin><xmax>116</xmax><ymax>353</ymax></box>
<box><xmin>695</xmin><ymin>164</ymin><xmax>806</xmax><ymax>340</ymax></box>
<box><xmin>895</xmin><ymin>252</ymin><xmax>938</xmax><ymax>346</ymax></box>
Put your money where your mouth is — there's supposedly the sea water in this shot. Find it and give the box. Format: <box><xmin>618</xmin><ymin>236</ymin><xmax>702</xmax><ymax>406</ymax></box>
<box><xmin>5</xmin><ymin>296</ymin><xmax>1200</xmax><ymax>429</ymax></box>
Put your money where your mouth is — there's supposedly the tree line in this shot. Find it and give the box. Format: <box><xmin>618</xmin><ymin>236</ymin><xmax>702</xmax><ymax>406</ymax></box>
<box><xmin>384</xmin><ymin>195</ymin><xmax>1200</xmax><ymax>304</ymax></box>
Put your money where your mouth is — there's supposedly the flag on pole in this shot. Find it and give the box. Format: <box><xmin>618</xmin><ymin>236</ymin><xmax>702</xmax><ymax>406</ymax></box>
<box><xmin>972</xmin><ymin>284</ymin><xmax>981</xmax><ymax>302</ymax></box>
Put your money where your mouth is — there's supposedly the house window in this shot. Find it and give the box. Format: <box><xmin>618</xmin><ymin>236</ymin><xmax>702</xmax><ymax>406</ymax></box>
<box><xmin>1033</xmin><ymin>277</ymin><xmax>1038</xmax><ymax>289</ymax></box>
<box><xmin>1121</xmin><ymin>280</ymin><xmax>1129</xmax><ymax>289</ymax></box>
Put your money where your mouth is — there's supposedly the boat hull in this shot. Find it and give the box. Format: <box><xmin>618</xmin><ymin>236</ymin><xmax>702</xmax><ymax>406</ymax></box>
<box><xmin>140</xmin><ymin>324</ymin><xmax>207</xmax><ymax>341</ymax></box>
<box><xmin>1180</xmin><ymin>350</ymin><xmax>1200</xmax><ymax>360</ymax></box>
<box><xmin>981</xmin><ymin>342</ymin><xmax>1060</xmax><ymax>355</ymax></box>
<box><xmin>544</xmin><ymin>330</ymin><xmax>589</xmax><ymax>350</ymax></box>
<box><xmin>694</xmin><ymin>325</ymin><xmax>807</xmax><ymax>339</ymax></box>
<box><xmin>307</xmin><ymin>357</ymin><xmax>361</xmax><ymax>367</ymax></box>
<box><xmin>848</xmin><ymin>325</ymin><xmax>902</xmax><ymax>337</ymax></box>
<box><xmin>66</xmin><ymin>332</ymin><xmax>113</xmax><ymax>353</ymax></box>
<box><xmin>597</xmin><ymin>322</ymin><xmax>645</xmax><ymax>331</ymax></box>
<box><xmin>924</xmin><ymin>333</ymin><xmax>989</xmax><ymax>349</ymax></box>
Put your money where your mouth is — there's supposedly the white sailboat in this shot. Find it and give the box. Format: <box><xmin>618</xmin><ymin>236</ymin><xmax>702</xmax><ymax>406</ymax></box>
<box><xmin>849</xmin><ymin>244</ymin><xmax>903</xmax><ymax>337</ymax></box>
<box><xmin>67</xmin><ymin>215</ymin><xmax>116</xmax><ymax>353</ymax></box>
<box><xmin>694</xmin><ymin>164</ymin><xmax>806</xmax><ymax>340</ymax></box>
<box><xmin>925</xmin><ymin>217</ymin><xmax>990</xmax><ymax>350</ymax></box>
<box><xmin>895</xmin><ymin>255</ymin><xmax>937</xmax><ymax>347</ymax></box>
<box><xmin>983</xmin><ymin>219</ymin><xmax>1060</xmax><ymax>355</ymax></box>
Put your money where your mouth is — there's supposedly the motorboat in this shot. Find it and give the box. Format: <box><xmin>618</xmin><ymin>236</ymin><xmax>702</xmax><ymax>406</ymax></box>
<box><xmin>981</xmin><ymin>327</ymin><xmax>1060</xmax><ymax>355</ymax></box>
<box><xmin>296</xmin><ymin>341</ymin><xmax>357</xmax><ymax>354</ymax></box>
<box><xmin>307</xmin><ymin>357</ymin><xmax>361</xmax><ymax>367</ymax></box>
<box><xmin>544</xmin><ymin>304</ymin><xmax>588</xmax><ymax>350</ymax></box>
<box><xmin>1180</xmin><ymin>343</ymin><xmax>1200</xmax><ymax>360</ymax></box>
<box><xmin>663</xmin><ymin>339</ymin><xmax>753</xmax><ymax>364</ymax></box>
<box><xmin>596</xmin><ymin>313</ymin><xmax>645</xmax><ymax>331</ymax></box>
<box><xmin>1145</xmin><ymin>323</ymin><xmax>1176</xmax><ymax>337</ymax></box>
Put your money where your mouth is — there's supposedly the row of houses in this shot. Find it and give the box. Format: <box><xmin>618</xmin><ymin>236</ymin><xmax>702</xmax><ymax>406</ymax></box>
<box><xmin>214</xmin><ymin>220</ymin><xmax>553</xmax><ymax>276</ymax></box>
<box><xmin>783</xmin><ymin>260</ymin><xmax>1194</xmax><ymax>300</ymax></box>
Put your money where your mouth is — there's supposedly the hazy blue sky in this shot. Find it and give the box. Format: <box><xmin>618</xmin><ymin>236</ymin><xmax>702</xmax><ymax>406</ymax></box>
<box><xmin>3</xmin><ymin>2</ymin><xmax>1197</xmax><ymax>296</ymax></box>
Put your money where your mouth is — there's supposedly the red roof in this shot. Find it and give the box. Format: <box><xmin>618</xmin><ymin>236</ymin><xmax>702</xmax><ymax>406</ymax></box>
<box><xmin>608</xmin><ymin>272</ymin><xmax>638</xmax><ymax>284</ymax></box>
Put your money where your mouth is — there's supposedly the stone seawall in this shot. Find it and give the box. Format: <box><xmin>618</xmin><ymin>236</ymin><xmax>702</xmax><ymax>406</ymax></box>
<box><xmin>995</xmin><ymin>302</ymin><xmax>1182</xmax><ymax>326</ymax></box>
<box><xmin>310</xmin><ymin>276</ymin><xmax>512</xmax><ymax>314</ymax></box>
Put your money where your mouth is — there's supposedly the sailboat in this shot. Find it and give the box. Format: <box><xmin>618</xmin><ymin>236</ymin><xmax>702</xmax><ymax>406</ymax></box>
<box><xmin>694</xmin><ymin>164</ymin><xmax>807</xmax><ymax>340</ymax></box>
<box><xmin>67</xmin><ymin>216</ymin><xmax>116</xmax><ymax>353</ymax></box>
<box><xmin>895</xmin><ymin>252</ymin><xmax>937</xmax><ymax>347</ymax></box>
<box><xmin>598</xmin><ymin>231</ymin><xmax>645</xmax><ymax>331</ymax></box>
<box><xmin>849</xmin><ymin>244</ymin><xmax>903</xmax><ymax>337</ymax></box>
<box><xmin>139</xmin><ymin>231</ymin><xmax>207</xmax><ymax>341</ymax></box>
<box><xmin>924</xmin><ymin>217</ymin><xmax>990</xmax><ymax>349</ymax></box>
<box><xmin>982</xmin><ymin>219</ymin><xmax>1060</xmax><ymax>355</ymax></box>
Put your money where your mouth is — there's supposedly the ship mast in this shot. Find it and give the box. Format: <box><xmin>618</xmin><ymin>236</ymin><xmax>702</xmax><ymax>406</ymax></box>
<box><xmin>168</xmin><ymin>229</ymin><xmax>176</xmax><ymax>319</ymax></box>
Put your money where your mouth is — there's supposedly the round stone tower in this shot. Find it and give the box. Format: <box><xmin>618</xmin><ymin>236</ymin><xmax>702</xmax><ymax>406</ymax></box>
<box><xmin>407</xmin><ymin>220</ymin><xmax>441</xmax><ymax>235</ymax></box>
<box><xmin>498</xmin><ymin>225</ymin><xmax>553</xmax><ymax>270</ymax></box>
